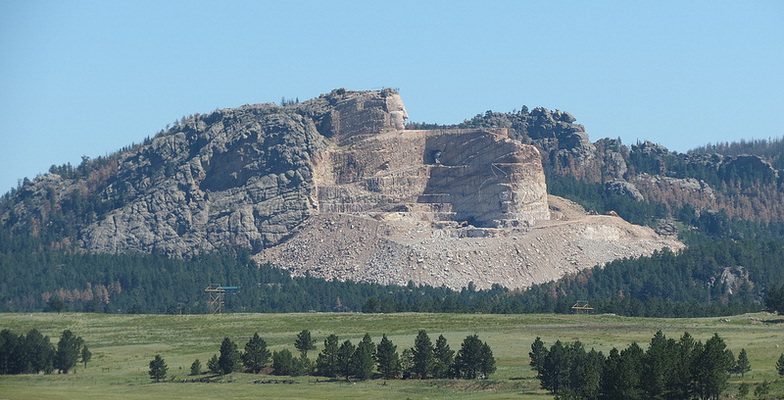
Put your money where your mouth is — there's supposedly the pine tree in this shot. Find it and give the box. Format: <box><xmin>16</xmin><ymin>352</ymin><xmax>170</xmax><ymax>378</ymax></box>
<box><xmin>399</xmin><ymin>348</ymin><xmax>414</xmax><ymax>379</ymax></box>
<box><xmin>54</xmin><ymin>330</ymin><xmax>83</xmax><ymax>374</ymax></box>
<box><xmin>218</xmin><ymin>337</ymin><xmax>240</xmax><ymax>375</ymax></box>
<box><xmin>432</xmin><ymin>334</ymin><xmax>454</xmax><ymax>378</ymax></box>
<box><xmin>478</xmin><ymin>341</ymin><xmax>496</xmax><ymax>378</ymax></box>
<box><xmin>734</xmin><ymin>349</ymin><xmax>751</xmax><ymax>377</ymax></box>
<box><xmin>454</xmin><ymin>334</ymin><xmax>494</xmax><ymax>379</ymax></box>
<box><xmin>241</xmin><ymin>333</ymin><xmax>270</xmax><ymax>373</ymax></box>
<box><xmin>691</xmin><ymin>334</ymin><xmax>733</xmax><ymax>400</ymax></box>
<box><xmin>25</xmin><ymin>329</ymin><xmax>54</xmax><ymax>374</ymax></box>
<box><xmin>529</xmin><ymin>336</ymin><xmax>548</xmax><ymax>373</ymax></box>
<box><xmin>642</xmin><ymin>330</ymin><xmax>677</xmax><ymax>399</ymax></box>
<box><xmin>617</xmin><ymin>342</ymin><xmax>644</xmax><ymax>400</ymax></box>
<box><xmin>148</xmin><ymin>354</ymin><xmax>167</xmax><ymax>382</ymax></box>
<box><xmin>375</xmin><ymin>334</ymin><xmax>400</xmax><ymax>379</ymax></box>
<box><xmin>765</xmin><ymin>284</ymin><xmax>784</xmax><ymax>314</ymax></box>
<box><xmin>315</xmin><ymin>334</ymin><xmax>340</xmax><ymax>377</ymax></box>
<box><xmin>351</xmin><ymin>333</ymin><xmax>375</xmax><ymax>380</ymax></box>
<box><xmin>80</xmin><ymin>345</ymin><xmax>91</xmax><ymax>368</ymax></box>
<box><xmin>294</xmin><ymin>330</ymin><xmax>316</xmax><ymax>359</ymax></box>
<box><xmin>272</xmin><ymin>349</ymin><xmax>305</xmax><ymax>376</ymax></box>
<box><xmin>336</xmin><ymin>340</ymin><xmax>355</xmax><ymax>379</ymax></box>
<box><xmin>0</xmin><ymin>329</ymin><xmax>23</xmax><ymax>374</ymax></box>
<box><xmin>776</xmin><ymin>353</ymin><xmax>784</xmax><ymax>377</ymax></box>
<box><xmin>190</xmin><ymin>359</ymin><xmax>202</xmax><ymax>376</ymax></box>
<box><xmin>412</xmin><ymin>330</ymin><xmax>434</xmax><ymax>378</ymax></box>
<box><xmin>207</xmin><ymin>354</ymin><xmax>220</xmax><ymax>374</ymax></box>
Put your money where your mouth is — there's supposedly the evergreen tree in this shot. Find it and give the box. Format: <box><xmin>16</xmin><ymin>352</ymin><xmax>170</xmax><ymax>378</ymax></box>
<box><xmin>54</xmin><ymin>330</ymin><xmax>83</xmax><ymax>374</ymax></box>
<box><xmin>776</xmin><ymin>353</ymin><xmax>784</xmax><ymax>377</ymax></box>
<box><xmin>399</xmin><ymin>348</ymin><xmax>415</xmax><ymax>379</ymax></box>
<box><xmin>529</xmin><ymin>336</ymin><xmax>548</xmax><ymax>373</ymax></box>
<box><xmin>540</xmin><ymin>340</ymin><xmax>569</xmax><ymax>394</ymax></box>
<box><xmin>478</xmin><ymin>341</ymin><xmax>496</xmax><ymax>378</ymax></box>
<box><xmin>412</xmin><ymin>330</ymin><xmax>434</xmax><ymax>378</ymax></box>
<box><xmin>754</xmin><ymin>380</ymin><xmax>770</xmax><ymax>398</ymax></box>
<box><xmin>218</xmin><ymin>337</ymin><xmax>240</xmax><ymax>375</ymax></box>
<box><xmin>616</xmin><ymin>342</ymin><xmax>644</xmax><ymax>400</ymax></box>
<box><xmin>25</xmin><ymin>329</ymin><xmax>54</xmax><ymax>374</ymax></box>
<box><xmin>351</xmin><ymin>333</ymin><xmax>375</xmax><ymax>380</ymax></box>
<box><xmin>272</xmin><ymin>349</ymin><xmax>306</xmax><ymax>376</ymax></box>
<box><xmin>641</xmin><ymin>330</ymin><xmax>677</xmax><ymax>400</ymax></box>
<box><xmin>375</xmin><ymin>334</ymin><xmax>400</xmax><ymax>379</ymax></box>
<box><xmin>600</xmin><ymin>347</ymin><xmax>624</xmax><ymax>400</ymax></box>
<box><xmin>454</xmin><ymin>334</ymin><xmax>494</xmax><ymax>379</ymax></box>
<box><xmin>80</xmin><ymin>345</ymin><xmax>91</xmax><ymax>368</ymax></box>
<box><xmin>432</xmin><ymin>334</ymin><xmax>454</xmax><ymax>378</ymax></box>
<box><xmin>671</xmin><ymin>332</ymin><xmax>697</xmax><ymax>400</ymax></box>
<box><xmin>0</xmin><ymin>329</ymin><xmax>23</xmax><ymax>374</ymax></box>
<box><xmin>190</xmin><ymin>359</ymin><xmax>202</xmax><ymax>376</ymax></box>
<box><xmin>315</xmin><ymin>334</ymin><xmax>340</xmax><ymax>377</ymax></box>
<box><xmin>691</xmin><ymin>334</ymin><xmax>733</xmax><ymax>400</ymax></box>
<box><xmin>336</xmin><ymin>340</ymin><xmax>355</xmax><ymax>378</ymax></box>
<box><xmin>207</xmin><ymin>354</ymin><xmax>220</xmax><ymax>374</ymax></box>
<box><xmin>294</xmin><ymin>330</ymin><xmax>316</xmax><ymax>359</ymax></box>
<box><xmin>148</xmin><ymin>354</ymin><xmax>167</xmax><ymax>382</ymax></box>
<box><xmin>764</xmin><ymin>284</ymin><xmax>784</xmax><ymax>314</ymax></box>
<box><xmin>737</xmin><ymin>382</ymin><xmax>750</xmax><ymax>398</ymax></box>
<box><xmin>241</xmin><ymin>333</ymin><xmax>270</xmax><ymax>373</ymax></box>
<box><xmin>733</xmin><ymin>348</ymin><xmax>751</xmax><ymax>377</ymax></box>
<box><xmin>573</xmin><ymin>348</ymin><xmax>603</xmax><ymax>400</ymax></box>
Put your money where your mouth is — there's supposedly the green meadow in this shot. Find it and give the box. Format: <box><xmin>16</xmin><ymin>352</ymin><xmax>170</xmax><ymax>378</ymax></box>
<box><xmin>1</xmin><ymin>312</ymin><xmax>783</xmax><ymax>399</ymax></box>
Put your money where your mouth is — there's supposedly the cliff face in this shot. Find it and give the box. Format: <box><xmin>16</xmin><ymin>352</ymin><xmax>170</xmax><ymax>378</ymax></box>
<box><xmin>2</xmin><ymin>89</ymin><xmax>549</xmax><ymax>256</ymax></box>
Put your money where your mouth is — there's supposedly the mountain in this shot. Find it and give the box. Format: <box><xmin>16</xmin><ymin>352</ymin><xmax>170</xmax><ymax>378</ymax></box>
<box><xmin>0</xmin><ymin>89</ymin><xmax>681</xmax><ymax>290</ymax></box>
<box><xmin>457</xmin><ymin>110</ymin><xmax>784</xmax><ymax>225</ymax></box>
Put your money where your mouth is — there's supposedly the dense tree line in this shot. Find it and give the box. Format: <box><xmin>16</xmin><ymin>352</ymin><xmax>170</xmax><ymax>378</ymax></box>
<box><xmin>0</xmin><ymin>329</ymin><xmax>88</xmax><ymax>374</ymax></box>
<box><xmin>2</xmin><ymin>220</ymin><xmax>783</xmax><ymax>317</ymax></box>
<box><xmin>531</xmin><ymin>331</ymin><xmax>745</xmax><ymax>400</ymax></box>
<box><xmin>689</xmin><ymin>136</ymin><xmax>784</xmax><ymax>171</ymax></box>
<box><xmin>514</xmin><ymin>237</ymin><xmax>784</xmax><ymax>317</ymax></box>
<box><xmin>765</xmin><ymin>283</ymin><xmax>784</xmax><ymax>315</ymax></box>
<box><xmin>187</xmin><ymin>330</ymin><xmax>494</xmax><ymax>381</ymax></box>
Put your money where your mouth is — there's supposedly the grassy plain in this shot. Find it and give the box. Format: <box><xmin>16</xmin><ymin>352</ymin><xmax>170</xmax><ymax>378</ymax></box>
<box><xmin>1</xmin><ymin>312</ymin><xmax>783</xmax><ymax>399</ymax></box>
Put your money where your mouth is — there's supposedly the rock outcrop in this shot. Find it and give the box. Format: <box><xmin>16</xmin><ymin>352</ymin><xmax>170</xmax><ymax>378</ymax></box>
<box><xmin>1</xmin><ymin>89</ymin><xmax>684</xmax><ymax>290</ymax></box>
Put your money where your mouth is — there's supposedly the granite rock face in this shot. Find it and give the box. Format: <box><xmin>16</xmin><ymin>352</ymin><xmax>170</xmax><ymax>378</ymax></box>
<box><xmin>1</xmin><ymin>89</ymin><xmax>688</xmax><ymax>290</ymax></box>
<box><xmin>3</xmin><ymin>89</ymin><xmax>550</xmax><ymax>258</ymax></box>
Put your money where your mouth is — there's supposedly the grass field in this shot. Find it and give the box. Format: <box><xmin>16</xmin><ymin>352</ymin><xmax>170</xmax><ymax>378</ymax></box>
<box><xmin>1</xmin><ymin>312</ymin><xmax>783</xmax><ymax>399</ymax></box>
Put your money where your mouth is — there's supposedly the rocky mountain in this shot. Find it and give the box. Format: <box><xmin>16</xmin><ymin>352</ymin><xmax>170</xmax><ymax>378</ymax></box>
<box><xmin>0</xmin><ymin>89</ymin><xmax>690</xmax><ymax>290</ymax></box>
<box><xmin>459</xmin><ymin>110</ymin><xmax>784</xmax><ymax>224</ymax></box>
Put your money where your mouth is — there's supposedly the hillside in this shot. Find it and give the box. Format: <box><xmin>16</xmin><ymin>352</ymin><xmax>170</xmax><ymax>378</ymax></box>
<box><xmin>0</xmin><ymin>89</ymin><xmax>682</xmax><ymax>291</ymax></box>
<box><xmin>457</xmin><ymin>110</ymin><xmax>784</xmax><ymax>224</ymax></box>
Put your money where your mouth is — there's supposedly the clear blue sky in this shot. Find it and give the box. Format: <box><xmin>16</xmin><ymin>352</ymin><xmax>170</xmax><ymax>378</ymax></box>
<box><xmin>1</xmin><ymin>1</ymin><xmax>782</xmax><ymax>194</ymax></box>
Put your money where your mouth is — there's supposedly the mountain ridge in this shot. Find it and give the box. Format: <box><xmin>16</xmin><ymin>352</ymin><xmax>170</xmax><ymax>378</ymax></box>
<box><xmin>3</xmin><ymin>89</ymin><xmax>780</xmax><ymax>291</ymax></box>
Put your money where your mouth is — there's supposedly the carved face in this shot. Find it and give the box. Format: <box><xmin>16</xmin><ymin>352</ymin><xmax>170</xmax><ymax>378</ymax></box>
<box><xmin>386</xmin><ymin>94</ymin><xmax>409</xmax><ymax>130</ymax></box>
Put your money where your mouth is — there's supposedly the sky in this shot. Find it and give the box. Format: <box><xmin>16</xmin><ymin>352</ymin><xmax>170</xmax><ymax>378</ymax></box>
<box><xmin>1</xmin><ymin>0</ymin><xmax>782</xmax><ymax>194</ymax></box>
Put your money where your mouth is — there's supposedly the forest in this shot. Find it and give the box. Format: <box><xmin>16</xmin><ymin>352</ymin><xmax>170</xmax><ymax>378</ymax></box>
<box><xmin>530</xmin><ymin>331</ymin><xmax>754</xmax><ymax>400</ymax></box>
<box><xmin>1</xmin><ymin>217</ymin><xmax>783</xmax><ymax>317</ymax></box>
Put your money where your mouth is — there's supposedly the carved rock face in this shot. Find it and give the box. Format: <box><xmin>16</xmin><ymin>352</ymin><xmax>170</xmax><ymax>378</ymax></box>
<box><xmin>315</xmin><ymin>126</ymin><xmax>550</xmax><ymax>228</ymax></box>
<box><xmin>385</xmin><ymin>92</ymin><xmax>409</xmax><ymax>130</ymax></box>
